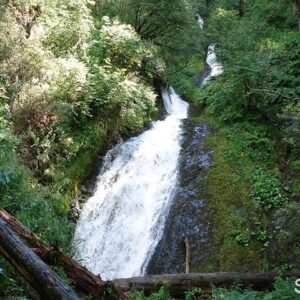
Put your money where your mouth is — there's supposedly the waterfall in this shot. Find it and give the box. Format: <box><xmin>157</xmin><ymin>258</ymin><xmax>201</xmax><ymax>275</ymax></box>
<box><xmin>196</xmin><ymin>14</ymin><xmax>204</xmax><ymax>29</ymax></box>
<box><xmin>196</xmin><ymin>15</ymin><xmax>223</xmax><ymax>86</ymax></box>
<box><xmin>73</xmin><ymin>87</ymin><xmax>188</xmax><ymax>280</ymax></box>
<box><xmin>202</xmin><ymin>44</ymin><xmax>224</xmax><ymax>86</ymax></box>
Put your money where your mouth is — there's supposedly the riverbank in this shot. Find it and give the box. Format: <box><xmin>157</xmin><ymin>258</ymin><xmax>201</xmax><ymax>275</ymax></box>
<box><xmin>147</xmin><ymin>115</ymin><xmax>212</xmax><ymax>274</ymax></box>
<box><xmin>190</xmin><ymin>109</ymin><xmax>300</xmax><ymax>273</ymax></box>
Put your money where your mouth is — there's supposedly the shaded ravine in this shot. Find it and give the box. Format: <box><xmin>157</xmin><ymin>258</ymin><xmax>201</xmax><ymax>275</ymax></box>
<box><xmin>147</xmin><ymin>119</ymin><xmax>213</xmax><ymax>274</ymax></box>
<box><xmin>73</xmin><ymin>87</ymin><xmax>188</xmax><ymax>280</ymax></box>
<box><xmin>147</xmin><ymin>16</ymin><xmax>223</xmax><ymax>274</ymax></box>
<box><xmin>73</xmin><ymin>14</ymin><xmax>223</xmax><ymax>280</ymax></box>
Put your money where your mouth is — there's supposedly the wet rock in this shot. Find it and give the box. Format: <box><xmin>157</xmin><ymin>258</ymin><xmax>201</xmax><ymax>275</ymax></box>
<box><xmin>147</xmin><ymin>120</ymin><xmax>213</xmax><ymax>274</ymax></box>
<box><xmin>68</xmin><ymin>207</ymin><xmax>80</xmax><ymax>223</ymax></box>
<box><xmin>78</xmin><ymin>197</ymin><xmax>87</xmax><ymax>204</ymax></box>
<box><xmin>69</xmin><ymin>196</ymin><xmax>83</xmax><ymax>222</ymax></box>
<box><xmin>80</xmin><ymin>185</ymin><xmax>88</xmax><ymax>193</ymax></box>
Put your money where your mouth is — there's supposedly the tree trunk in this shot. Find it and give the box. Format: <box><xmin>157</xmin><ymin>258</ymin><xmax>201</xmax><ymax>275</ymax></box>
<box><xmin>292</xmin><ymin>0</ymin><xmax>300</xmax><ymax>30</ymax></box>
<box><xmin>0</xmin><ymin>219</ymin><xmax>79</xmax><ymax>300</ymax></box>
<box><xmin>114</xmin><ymin>271</ymin><xmax>300</xmax><ymax>298</ymax></box>
<box><xmin>238</xmin><ymin>0</ymin><xmax>244</xmax><ymax>17</ymax></box>
<box><xmin>0</xmin><ymin>208</ymin><xmax>131</xmax><ymax>300</ymax></box>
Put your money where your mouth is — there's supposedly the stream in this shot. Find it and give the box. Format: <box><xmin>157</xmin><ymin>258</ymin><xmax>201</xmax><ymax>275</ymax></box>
<box><xmin>74</xmin><ymin>88</ymin><xmax>188</xmax><ymax>280</ymax></box>
<box><xmin>73</xmin><ymin>15</ymin><xmax>223</xmax><ymax>280</ymax></box>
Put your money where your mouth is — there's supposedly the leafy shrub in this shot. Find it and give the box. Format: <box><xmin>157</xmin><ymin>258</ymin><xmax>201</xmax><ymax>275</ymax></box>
<box><xmin>211</xmin><ymin>278</ymin><xmax>298</xmax><ymax>300</ymax></box>
<box><xmin>250</xmin><ymin>168</ymin><xmax>287</xmax><ymax>210</ymax></box>
<box><xmin>223</xmin><ymin>123</ymin><xmax>275</xmax><ymax>165</ymax></box>
<box><xmin>185</xmin><ymin>287</ymin><xmax>203</xmax><ymax>299</ymax></box>
<box><xmin>100</xmin><ymin>17</ymin><xmax>143</xmax><ymax>69</ymax></box>
<box><xmin>87</xmin><ymin>65</ymin><xmax>157</xmax><ymax>131</ymax></box>
<box><xmin>131</xmin><ymin>285</ymin><xmax>172</xmax><ymax>300</ymax></box>
<box><xmin>40</xmin><ymin>0</ymin><xmax>92</xmax><ymax>57</ymax></box>
<box><xmin>0</xmin><ymin>257</ymin><xmax>27</xmax><ymax>299</ymax></box>
<box><xmin>211</xmin><ymin>286</ymin><xmax>258</xmax><ymax>300</ymax></box>
<box><xmin>107</xmin><ymin>77</ymin><xmax>157</xmax><ymax>133</ymax></box>
<box><xmin>95</xmin><ymin>17</ymin><xmax>165</xmax><ymax>79</ymax></box>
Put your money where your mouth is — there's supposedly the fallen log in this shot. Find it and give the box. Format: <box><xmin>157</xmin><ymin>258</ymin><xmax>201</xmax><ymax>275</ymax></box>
<box><xmin>0</xmin><ymin>218</ymin><xmax>79</xmax><ymax>300</ymax></box>
<box><xmin>1</xmin><ymin>208</ymin><xmax>300</xmax><ymax>299</ymax></box>
<box><xmin>0</xmin><ymin>208</ymin><xmax>131</xmax><ymax>300</ymax></box>
<box><xmin>114</xmin><ymin>271</ymin><xmax>300</xmax><ymax>298</ymax></box>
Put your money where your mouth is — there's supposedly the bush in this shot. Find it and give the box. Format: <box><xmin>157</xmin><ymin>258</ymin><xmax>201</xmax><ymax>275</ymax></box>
<box><xmin>131</xmin><ymin>285</ymin><xmax>172</xmax><ymax>300</ymax></box>
<box><xmin>211</xmin><ymin>278</ymin><xmax>298</xmax><ymax>300</ymax></box>
<box><xmin>250</xmin><ymin>168</ymin><xmax>287</xmax><ymax>210</ymax></box>
<box><xmin>40</xmin><ymin>0</ymin><xmax>92</xmax><ymax>57</ymax></box>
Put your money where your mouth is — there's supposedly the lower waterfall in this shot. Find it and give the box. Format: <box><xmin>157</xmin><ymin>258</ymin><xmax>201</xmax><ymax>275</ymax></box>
<box><xmin>73</xmin><ymin>87</ymin><xmax>188</xmax><ymax>280</ymax></box>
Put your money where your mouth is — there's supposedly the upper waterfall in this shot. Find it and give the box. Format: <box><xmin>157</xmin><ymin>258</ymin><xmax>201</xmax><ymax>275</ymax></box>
<box><xmin>196</xmin><ymin>14</ymin><xmax>204</xmax><ymax>29</ymax></box>
<box><xmin>196</xmin><ymin>14</ymin><xmax>223</xmax><ymax>86</ymax></box>
<box><xmin>73</xmin><ymin>87</ymin><xmax>188</xmax><ymax>280</ymax></box>
<box><xmin>201</xmin><ymin>44</ymin><xmax>224</xmax><ymax>86</ymax></box>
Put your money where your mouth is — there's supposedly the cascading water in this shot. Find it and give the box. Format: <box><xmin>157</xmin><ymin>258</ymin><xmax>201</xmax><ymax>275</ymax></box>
<box><xmin>147</xmin><ymin>15</ymin><xmax>224</xmax><ymax>274</ymax></box>
<box><xmin>196</xmin><ymin>14</ymin><xmax>204</xmax><ymax>29</ymax></box>
<box><xmin>196</xmin><ymin>15</ymin><xmax>223</xmax><ymax>86</ymax></box>
<box><xmin>73</xmin><ymin>87</ymin><xmax>188</xmax><ymax>280</ymax></box>
<box><xmin>201</xmin><ymin>44</ymin><xmax>224</xmax><ymax>86</ymax></box>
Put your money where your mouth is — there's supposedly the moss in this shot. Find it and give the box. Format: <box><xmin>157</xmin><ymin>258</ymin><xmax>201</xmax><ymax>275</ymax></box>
<box><xmin>196</xmin><ymin>114</ymin><xmax>270</xmax><ymax>272</ymax></box>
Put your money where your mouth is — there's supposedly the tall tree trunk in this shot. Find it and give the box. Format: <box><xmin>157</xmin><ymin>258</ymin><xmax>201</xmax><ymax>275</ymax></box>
<box><xmin>238</xmin><ymin>0</ymin><xmax>245</xmax><ymax>17</ymax></box>
<box><xmin>292</xmin><ymin>0</ymin><xmax>300</xmax><ymax>30</ymax></box>
<box><xmin>0</xmin><ymin>219</ymin><xmax>80</xmax><ymax>300</ymax></box>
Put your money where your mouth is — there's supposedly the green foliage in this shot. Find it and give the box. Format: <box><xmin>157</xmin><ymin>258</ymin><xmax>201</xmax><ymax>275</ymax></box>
<box><xmin>40</xmin><ymin>0</ymin><xmax>92</xmax><ymax>57</ymax></box>
<box><xmin>211</xmin><ymin>278</ymin><xmax>298</xmax><ymax>300</ymax></box>
<box><xmin>99</xmin><ymin>18</ymin><xmax>144</xmax><ymax>69</ymax></box>
<box><xmin>86</xmin><ymin>17</ymin><xmax>160</xmax><ymax>135</ymax></box>
<box><xmin>223</xmin><ymin>123</ymin><xmax>275</xmax><ymax>165</ymax></box>
<box><xmin>131</xmin><ymin>278</ymin><xmax>298</xmax><ymax>300</ymax></box>
<box><xmin>97</xmin><ymin>17</ymin><xmax>165</xmax><ymax>78</ymax></box>
<box><xmin>95</xmin><ymin>0</ymin><xmax>205</xmax><ymax>89</ymax></box>
<box><xmin>252</xmin><ymin>0</ymin><xmax>297</xmax><ymax>29</ymax></box>
<box><xmin>211</xmin><ymin>287</ymin><xmax>258</xmax><ymax>300</ymax></box>
<box><xmin>0</xmin><ymin>257</ymin><xmax>28</xmax><ymax>299</ymax></box>
<box><xmin>200</xmin><ymin>1</ymin><xmax>299</xmax><ymax>129</ymax></box>
<box><xmin>194</xmin><ymin>0</ymin><xmax>300</xmax><ymax>276</ymax></box>
<box><xmin>184</xmin><ymin>287</ymin><xmax>203</xmax><ymax>299</ymax></box>
<box><xmin>250</xmin><ymin>168</ymin><xmax>287</xmax><ymax>210</ymax></box>
<box><xmin>0</xmin><ymin>0</ymin><xmax>163</xmax><ymax>201</ymax></box>
<box><xmin>131</xmin><ymin>285</ymin><xmax>203</xmax><ymax>300</ymax></box>
<box><xmin>131</xmin><ymin>285</ymin><xmax>173</xmax><ymax>300</ymax></box>
<box><xmin>0</xmin><ymin>2</ymin><xmax>165</xmax><ymax>296</ymax></box>
<box><xmin>197</xmin><ymin>124</ymin><xmax>266</xmax><ymax>272</ymax></box>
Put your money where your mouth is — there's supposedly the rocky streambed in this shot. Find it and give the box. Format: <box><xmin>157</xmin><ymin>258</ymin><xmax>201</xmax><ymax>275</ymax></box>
<box><xmin>147</xmin><ymin>116</ymin><xmax>214</xmax><ymax>274</ymax></box>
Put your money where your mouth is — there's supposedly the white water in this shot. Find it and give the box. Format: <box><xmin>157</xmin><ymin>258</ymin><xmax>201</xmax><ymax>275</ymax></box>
<box><xmin>74</xmin><ymin>87</ymin><xmax>188</xmax><ymax>280</ymax></box>
<box><xmin>197</xmin><ymin>15</ymin><xmax>223</xmax><ymax>86</ymax></box>
<box><xmin>196</xmin><ymin>14</ymin><xmax>204</xmax><ymax>29</ymax></box>
<box><xmin>202</xmin><ymin>44</ymin><xmax>224</xmax><ymax>86</ymax></box>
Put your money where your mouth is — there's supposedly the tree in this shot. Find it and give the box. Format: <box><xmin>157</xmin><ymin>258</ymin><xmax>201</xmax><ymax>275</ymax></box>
<box><xmin>95</xmin><ymin>0</ymin><xmax>204</xmax><ymax>71</ymax></box>
<box><xmin>292</xmin><ymin>0</ymin><xmax>300</xmax><ymax>29</ymax></box>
